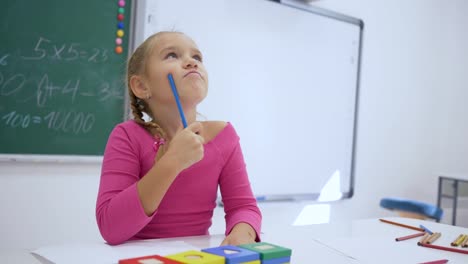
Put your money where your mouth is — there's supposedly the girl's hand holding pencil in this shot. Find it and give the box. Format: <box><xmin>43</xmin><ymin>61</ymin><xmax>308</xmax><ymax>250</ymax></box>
<box><xmin>164</xmin><ymin>122</ymin><xmax>204</xmax><ymax>172</ymax></box>
<box><xmin>163</xmin><ymin>73</ymin><xmax>205</xmax><ymax>172</ymax></box>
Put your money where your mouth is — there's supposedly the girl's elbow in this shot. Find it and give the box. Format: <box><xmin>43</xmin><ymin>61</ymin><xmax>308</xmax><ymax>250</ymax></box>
<box><xmin>96</xmin><ymin>209</ymin><xmax>127</xmax><ymax>246</ymax></box>
<box><xmin>97</xmin><ymin>222</ymin><xmax>127</xmax><ymax>246</ymax></box>
<box><xmin>103</xmin><ymin>235</ymin><xmax>126</xmax><ymax>246</ymax></box>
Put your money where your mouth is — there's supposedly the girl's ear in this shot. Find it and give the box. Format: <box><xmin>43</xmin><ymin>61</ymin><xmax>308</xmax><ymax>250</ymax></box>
<box><xmin>129</xmin><ymin>75</ymin><xmax>151</xmax><ymax>99</ymax></box>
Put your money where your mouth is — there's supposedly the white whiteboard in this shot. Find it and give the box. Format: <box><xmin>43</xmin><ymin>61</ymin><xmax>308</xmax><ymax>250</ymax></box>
<box><xmin>141</xmin><ymin>0</ymin><xmax>363</xmax><ymax>199</ymax></box>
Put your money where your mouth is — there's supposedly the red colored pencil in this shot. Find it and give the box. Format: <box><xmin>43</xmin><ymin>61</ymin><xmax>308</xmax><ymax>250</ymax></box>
<box><xmin>379</xmin><ymin>219</ymin><xmax>425</xmax><ymax>232</ymax></box>
<box><xmin>419</xmin><ymin>242</ymin><xmax>468</xmax><ymax>254</ymax></box>
<box><xmin>419</xmin><ymin>260</ymin><xmax>448</xmax><ymax>264</ymax></box>
<box><xmin>395</xmin><ymin>232</ymin><xmax>426</xmax><ymax>241</ymax></box>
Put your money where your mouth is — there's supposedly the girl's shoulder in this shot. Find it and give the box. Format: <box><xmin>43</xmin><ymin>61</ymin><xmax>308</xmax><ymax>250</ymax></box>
<box><xmin>110</xmin><ymin>120</ymin><xmax>153</xmax><ymax>147</ymax></box>
<box><xmin>115</xmin><ymin>119</ymin><xmax>150</xmax><ymax>137</ymax></box>
<box><xmin>201</xmin><ymin>121</ymin><xmax>240</xmax><ymax>152</ymax></box>
<box><xmin>201</xmin><ymin>121</ymin><xmax>229</xmax><ymax>144</ymax></box>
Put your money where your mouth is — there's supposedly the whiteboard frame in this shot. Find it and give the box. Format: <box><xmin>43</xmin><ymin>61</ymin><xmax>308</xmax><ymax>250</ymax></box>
<box><xmin>258</xmin><ymin>0</ymin><xmax>364</xmax><ymax>201</ymax></box>
<box><xmin>197</xmin><ymin>0</ymin><xmax>363</xmax><ymax>202</ymax></box>
<box><xmin>282</xmin><ymin>0</ymin><xmax>364</xmax><ymax>27</ymax></box>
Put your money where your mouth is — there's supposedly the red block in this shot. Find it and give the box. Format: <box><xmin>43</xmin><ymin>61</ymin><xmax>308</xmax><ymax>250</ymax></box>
<box><xmin>119</xmin><ymin>254</ymin><xmax>182</xmax><ymax>264</ymax></box>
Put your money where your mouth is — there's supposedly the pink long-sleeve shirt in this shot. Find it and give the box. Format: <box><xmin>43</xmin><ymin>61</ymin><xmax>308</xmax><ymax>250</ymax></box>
<box><xmin>96</xmin><ymin>120</ymin><xmax>262</xmax><ymax>245</ymax></box>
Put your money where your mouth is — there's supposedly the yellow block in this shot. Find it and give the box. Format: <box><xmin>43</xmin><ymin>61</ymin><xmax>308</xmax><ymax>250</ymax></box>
<box><xmin>241</xmin><ymin>261</ymin><xmax>260</xmax><ymax>264</ymax></box>
<box><xmin>165</xmin><ymin>250</ymin><xmax>225</xmax><ymax>264</ymax></box>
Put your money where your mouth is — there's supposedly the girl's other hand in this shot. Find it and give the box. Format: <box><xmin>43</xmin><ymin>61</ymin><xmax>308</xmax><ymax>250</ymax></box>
<box><xmin>221</xmin><ymin>223</ymin><xmax>256</xmax><ymax>246</ymax></box>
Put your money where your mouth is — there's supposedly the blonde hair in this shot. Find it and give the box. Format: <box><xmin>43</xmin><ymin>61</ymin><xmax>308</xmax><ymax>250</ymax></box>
<box><xmin>126</xmin><ymin>31</ymin><xmax>177</xmax><ymax>139</ymax></box>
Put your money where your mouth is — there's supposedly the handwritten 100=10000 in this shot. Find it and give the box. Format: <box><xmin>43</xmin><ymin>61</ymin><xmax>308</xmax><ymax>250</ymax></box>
<box><xmin>2</xmin><ymin>110</ymin><xmax>95</xmax><ymax>135</ymax></box>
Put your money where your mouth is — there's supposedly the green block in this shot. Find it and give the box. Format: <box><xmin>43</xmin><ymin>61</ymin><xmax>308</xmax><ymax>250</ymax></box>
<box><xmin>238</xmin><ymin>242</ymin><xmax>291</xmax><ymax>260</ymax></box>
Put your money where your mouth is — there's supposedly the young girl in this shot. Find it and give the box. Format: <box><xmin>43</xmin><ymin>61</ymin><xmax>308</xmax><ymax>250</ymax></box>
<box><xmin>95</xmin><ymin>31</ymin><xmax>262</xmax><ymax>246</ymax></box>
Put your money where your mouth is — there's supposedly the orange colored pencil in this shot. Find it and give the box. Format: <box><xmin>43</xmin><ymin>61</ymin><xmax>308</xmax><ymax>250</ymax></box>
<box><xmin>426</xmin><ymin>233</ymin><xmax>441</xmax><ymax>244</ymax></box>
<box><xmin>418</xmin><ymin>233</ymin><xmax>430</xmax><ymax>245</ymax></box>
<box><xmin>395</xmin><ymin>232</ymin><xmax>426</xmax><ymax>242</ymax></box>
<box><xmin>379</xmin><ymin>219</ymin><xmax>425</xmax><ymax>232</ymax></box>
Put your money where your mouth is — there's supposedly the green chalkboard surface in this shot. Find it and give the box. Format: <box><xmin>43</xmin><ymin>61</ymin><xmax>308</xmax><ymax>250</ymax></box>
<box><xmin>0</xmin><ymin>0</ymin><xmax>132</xmax><ymax>155</ymax></box>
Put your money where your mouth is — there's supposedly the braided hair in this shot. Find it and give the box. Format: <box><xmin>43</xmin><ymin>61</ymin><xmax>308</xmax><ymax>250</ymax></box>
<box><xmin>126</xmin><ymin>32</ymin><xmax>172</xmax><ymax>140</ymax></box>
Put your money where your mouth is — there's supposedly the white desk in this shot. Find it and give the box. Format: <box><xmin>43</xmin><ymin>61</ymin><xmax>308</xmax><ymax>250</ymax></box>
<box><xmin>323</xmin><ymin>217</ymin><xmax>468</xmax><ymax>263</ymax></box>
<box><xmin>3</xmin><ymin>217</ymin><xmax>468</xmax><ymax>264</ymax></box>
<box><xmin>1</xmin><ymin>234</ymin><xmax>358</xmax><ymax>264</ymax></box>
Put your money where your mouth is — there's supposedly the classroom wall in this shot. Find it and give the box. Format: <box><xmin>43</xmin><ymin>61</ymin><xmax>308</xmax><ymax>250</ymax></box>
<box><xmin>436</xmin><ymin>1</ymin><xmax>468</xmax><ymax>198</ymax></box>
<box><xmin>308</xmin><ymin>0</ymin><xmax>468</xmax><ymax>225</ymax></box>
<box><xmin>310</xmin><ymin>0</ymin><xmax>468</xmax><ymax>205</ymax></box>
<box><xmin>1</xmin><ymin>0</ymin><xmax>467</xmax><ymax>249</ymax></box>
<box><xmin>436</xmin><ymin>1</ymin><xmax>468</xmax><ymax>175</ymax></box>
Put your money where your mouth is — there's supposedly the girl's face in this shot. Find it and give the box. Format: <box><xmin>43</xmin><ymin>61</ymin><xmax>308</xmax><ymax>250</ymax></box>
<box><xmin>144</xmin><ymin>33</ymin><xmax>208</xmax><ymax>108</ymax></box>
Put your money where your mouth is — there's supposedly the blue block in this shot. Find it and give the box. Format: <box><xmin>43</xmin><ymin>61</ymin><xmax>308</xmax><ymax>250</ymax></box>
<box><xmin>263</xmin><ymin>256</ymin><xmax>291</xmax><ymax>264</ymax></box>
<box><xmin>202</xmin><ymin>245</ymin><xmax>260</xmax><ymax>264</ymax></box>
<box><xmin>380</xmin><ymin>197</ymin><xmax>444</xmax><ymax>221</ymax></box>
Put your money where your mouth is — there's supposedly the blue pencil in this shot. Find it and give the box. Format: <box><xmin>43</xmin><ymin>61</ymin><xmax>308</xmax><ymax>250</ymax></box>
<box><xmin>419</xmin><ymin>224</ymin><xmax>433</xmax><ymax>235</ymax></box>
<box><xmin>167</xmin><ymin>73</ymin><xmax>188</xmax><ymax>128</ymax></box>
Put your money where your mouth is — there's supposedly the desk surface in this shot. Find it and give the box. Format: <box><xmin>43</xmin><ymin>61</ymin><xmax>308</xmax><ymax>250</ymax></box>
<box><xmin>3</xmin><ymin>217</ymin><xmax>468</xmax><ymax>264</ymax></box>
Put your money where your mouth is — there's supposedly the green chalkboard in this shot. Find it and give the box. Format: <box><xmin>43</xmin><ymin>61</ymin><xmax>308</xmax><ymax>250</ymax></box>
<box><xmin>0</xmin><ymin>0</ymin><xmax>133</xmax><ymax>155</ymax></box>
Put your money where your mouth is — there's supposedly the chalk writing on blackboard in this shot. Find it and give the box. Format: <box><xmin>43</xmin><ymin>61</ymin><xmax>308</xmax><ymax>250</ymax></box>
<box><xmin>2</xmin><ymin>110</ymin><xmax>95</xmax><ymax>135</ymax></box>
<box><xmin>0</xmin><ymin>54</ymin><xmax>9</xmax><ymax>66</ymax></box>
<box><xmin>20</xmin><ymin>37</ymin><xmax>109</xmax><ymax>63</ymax></box>
<box><xmin>0</xmin><ymin>72</ymin><xmax>123</xmax><ymax>107</ymax></box>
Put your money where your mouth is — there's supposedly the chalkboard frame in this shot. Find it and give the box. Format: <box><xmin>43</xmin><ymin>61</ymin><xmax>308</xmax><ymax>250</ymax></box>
<box><xmin>0</xmin><ymin>0</ymin><xmax>138</xmax><ymax>162</ymax></box>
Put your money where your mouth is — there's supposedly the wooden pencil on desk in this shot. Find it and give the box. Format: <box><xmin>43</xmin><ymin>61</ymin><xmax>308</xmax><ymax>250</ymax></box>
<box><xmin>462</xmin><ymin>235</ymin><xmax>468</xmax><ymax>248</ymax></box>
<box><xmin>422</xmin><ymin>233</ymin><xmax>434</xmax><ymax>244</ymax></box>
<box><xmin>451</xmin><ymin>234</ymin><xmax>465</xmax><ymax>247</ymax></box>
<box><xmin>426</xmin><ymin>233</ymin><xmax>441</xmax><ymax>244</ymax></box>
<box><xmin>379</xmin><ymin>219</ymin><xmax>425</xmax><ymax>232</ymax></box>
<box><xmin>395</xmin><ymin>232</ymin><xmax>425</xmax><ymax>242</ymax></box>
<box><xmin>418</xmin><ymin>233</ymin><xmax>430</xmax><ymax>245</ymax></box>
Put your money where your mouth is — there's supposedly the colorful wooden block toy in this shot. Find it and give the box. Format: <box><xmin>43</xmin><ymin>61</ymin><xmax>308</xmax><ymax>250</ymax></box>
<box><xmin>118</xmin><ymin>242</ymin><xmax>292</xmax><ymax>264</ymax></box>
<box><xmin>165</xmin><ymin>250</ymin><xmax>225</xmax><ymax>264</ymax></box>
<box><xmin>239</xmin><ymin>242</ymin><xmax>292</xmax><ymax>264</ymax></box>
<box><xmin>119</xmin><ymin>254</ymin><xmax>182</xmax><ymax>264</ymax></box>
<box><xmin>202</xmin><ymin>245</ymin><xmax>260</xmax><ymax>264</ymax></box>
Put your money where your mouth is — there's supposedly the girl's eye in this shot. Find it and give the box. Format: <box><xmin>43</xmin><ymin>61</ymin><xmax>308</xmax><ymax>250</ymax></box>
<box><xmin>165</xmin><ymin>52</ymin><xmax>178</xmax><ymax>59</ymax></box>
<box><xmin>193</xmin><ymin>54</ymin><xmax>203</xmax><ymax>62</ymax></box>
